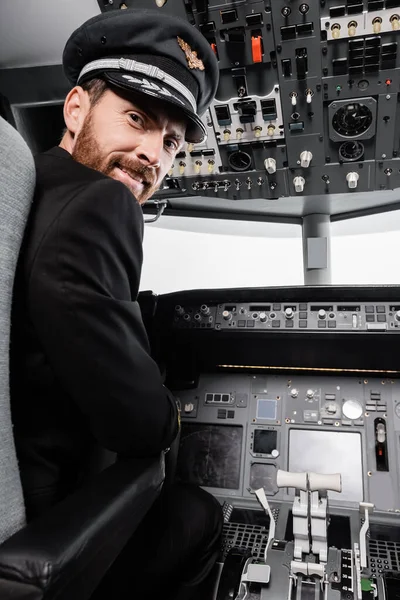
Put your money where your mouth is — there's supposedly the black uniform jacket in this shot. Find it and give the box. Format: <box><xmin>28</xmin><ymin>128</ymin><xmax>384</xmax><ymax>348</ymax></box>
<box><xmin>10</xmin><ymin>146</ymin><xmax>178</xmax><ymax>519</ymax></box>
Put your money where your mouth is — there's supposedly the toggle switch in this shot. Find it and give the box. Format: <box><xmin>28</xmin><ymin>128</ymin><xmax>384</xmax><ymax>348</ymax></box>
<box><xmin>300</xmin><ymin>151</ymin><xmax>313</xmax><ymax>168</ymax></box>
<box><xmin>267</xmin><ymin>124</ymin><xmax>276</xmax><ymax>137</ymax></box>
<box><xmin>348</xmin><ymin>20</ymin><xmax>357</xmax><ymax>37</ymax></box>
<box><xmin>194</xmin><ymin>160</ymin><xmax>202</xmax><ymax>174</ymax></box>
<box><xmin>290</xmin><ymin>92</ymin><xmax>298</xmax><ymax>107</ymax></box>
<box><xmin>372</xmin><ymin>17</ymin><xmax>382</xmax><ymax>34</ymax></box>
<box><xmin>223</xmin><ymin>129</ymin><xmax>231</xmax><ymax>142</ymax></box>
<box><xmin>264</xmin><ymin>157</ymin><xmax>277</xmax><ymax>174</ymax></box>
<box><xmin>391</xmin><ymin>14</ymin><xmax>400</xmax><ymax>31</ymax></box>
<box><xmin>305</xmin><ymin>89</ymin><xmax>313</xmax><ymax>104</ymax></box>
<box><xmin>293</xmin><ymin>176</ymin><xmax>305</xmax><ymax>193</ymax></box>
<box><xmin>179</xmin><ymin>161</ymin><xmax>186</xmax><ymax>175</ymax></box>
<box><xmin>331</xmin><ymin>23</ymin><xmax>341</xmax><ymax>38</ymax></box>
<box><xmin>254</xmin><ymin>125</ymin><xmax>262</xmax><ymax>138</ymax></box>
<box><xmin>208</xmin><ymin>159</ymin><xmax>215</xmax><ymax>174</ymax></box>
<box><xmin>346</xmin><ymin>172</ymin><xmax>359</xmax><ymax>189</ymax></box>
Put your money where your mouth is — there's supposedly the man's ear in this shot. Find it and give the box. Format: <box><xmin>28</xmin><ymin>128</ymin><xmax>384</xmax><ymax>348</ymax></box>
<box><xmin>63</xmin><ymin>86</ymin><xmax>91</xmax><ymax>138</ymax></box>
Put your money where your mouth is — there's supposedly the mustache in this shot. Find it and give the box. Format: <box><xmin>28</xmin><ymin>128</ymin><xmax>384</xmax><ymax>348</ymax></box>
<box><xmin>112</xmin><ymin>159</ymin><xmax>156</xmax><ymax>187</ymax></box>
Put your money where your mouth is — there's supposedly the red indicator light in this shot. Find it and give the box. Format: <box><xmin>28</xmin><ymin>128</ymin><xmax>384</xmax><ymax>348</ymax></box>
<box><xmin>385</xmin><ymin>79</ymin><xmax>392</xmax><ymax>86</ymax></box>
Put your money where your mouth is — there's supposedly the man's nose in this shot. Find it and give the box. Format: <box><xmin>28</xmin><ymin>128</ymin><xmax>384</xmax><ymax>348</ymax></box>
<box><xmin>135</xmin><ymin>132</ymin><xmax>163</xmax><ymax>168</ymax></box>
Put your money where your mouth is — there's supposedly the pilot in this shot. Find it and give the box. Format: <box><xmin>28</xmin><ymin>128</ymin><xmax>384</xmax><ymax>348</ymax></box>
<box><xmin>10</xmin><ymin>8</ymin><xmax>222</xmax><ymax>600</ymax></box>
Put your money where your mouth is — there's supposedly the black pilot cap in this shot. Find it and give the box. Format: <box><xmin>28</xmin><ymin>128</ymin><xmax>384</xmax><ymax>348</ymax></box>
<box><xmin>62</xmin><ymin>8</ymin><xmax>219</xmax><ymax>143</ymax></box>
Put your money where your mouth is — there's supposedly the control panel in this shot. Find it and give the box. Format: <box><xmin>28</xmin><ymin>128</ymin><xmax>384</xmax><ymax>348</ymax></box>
<box><xmin>175</xmin><ymin>373</ymin><xmax>399</xmax><ymax>510</ymax></box>
<box><xmin>143</xmin><ymin>0</ymin><xmax>400</xmax><ymax>201</ymax></box>
<box><xmin>173</xmin><ymin>300</ymin><xmax>400</xmax><ymax>331</ymax></box>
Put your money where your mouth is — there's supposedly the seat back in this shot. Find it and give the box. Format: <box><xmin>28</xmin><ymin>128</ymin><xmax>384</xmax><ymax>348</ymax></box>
<box><xmin>0</xmin><ymin>116</ymin><xmax>35</xmax><ymax>543</ymax></box>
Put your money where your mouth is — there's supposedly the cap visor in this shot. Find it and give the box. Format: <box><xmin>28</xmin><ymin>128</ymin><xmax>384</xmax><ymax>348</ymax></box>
<box><xmin>103</xmin><ymin>71</ymin><xmax>207</xmax><ymax>143</ymax></box>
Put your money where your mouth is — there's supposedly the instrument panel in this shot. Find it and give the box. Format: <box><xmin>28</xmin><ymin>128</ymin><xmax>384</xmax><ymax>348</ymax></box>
<box><xmin>173</xmin><ymin>300</ymin><xmax>400</xmax><ymax>331</ymax></box>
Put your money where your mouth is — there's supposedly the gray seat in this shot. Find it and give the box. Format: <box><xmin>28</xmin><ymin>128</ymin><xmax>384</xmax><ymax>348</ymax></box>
<box><xmin>0</xmin><ymin>116</ymin><xmax>165</xmax><ymax>599</ymax></box>
<box><xmin>0</xmin><ymin>116</ymin><xmax>33</xmax><ymax>543</ymax></box>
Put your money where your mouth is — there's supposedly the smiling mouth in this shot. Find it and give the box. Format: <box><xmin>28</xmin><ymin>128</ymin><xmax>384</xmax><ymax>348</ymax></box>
<box><xmin>116</xmin><ymin>164</ymin><xmax>146</xmax><ymax>185</ymax></box>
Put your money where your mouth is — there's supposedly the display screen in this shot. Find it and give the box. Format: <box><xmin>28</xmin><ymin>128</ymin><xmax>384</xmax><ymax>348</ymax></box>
<box><xmin>177</xmin><ymin>423</ymin><xmax>243</xmax><ymax>489</ymax></box>
<box><xmin>288</xmin><ymin>429</ymin><xmax>363</xmax><ymax>503</ymax></box>
<box><xmin>249</xmin><ymin>463</ymin><xmax>278</xmax><ymax>495</ymax></box>
<box><xmin>254</xmin><ymin>429</ymin><xmax>277</xmax><ymax>454</ymax></box>
<box><xmin>256</xmin><ymin>399</ymin><xmax>277</xmax><ymax>420</ymax></box>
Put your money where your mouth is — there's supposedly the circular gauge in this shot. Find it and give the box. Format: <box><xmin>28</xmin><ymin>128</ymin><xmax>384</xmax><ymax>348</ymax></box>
<box><xmin>228</xmin><ymin>150</ymin><xmax>252</xmax><ymax>172</ymax></box>
<box><xmin>339</xmin><ymin>140</ymin><xmax>365</xmax><ymax>162</ymax></box>
<box><xmin>342</xmin><ymin>399</ymin><xmax>363</xmax><ymax>420</ymax></box>
<box><xmin>332</xmin><ymin>103</ymin><xmax>373</xmax><ymax>137</ymax></box>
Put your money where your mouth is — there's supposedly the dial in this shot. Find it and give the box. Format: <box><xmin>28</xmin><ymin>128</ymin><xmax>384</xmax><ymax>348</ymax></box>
<box><xmin>228</xmin><ymin>150</ymin><xmax>252</xmax><ymax>172</ymax></box>
<box><xmin>338</xmin><ymin>141</ymin><xmax>365</xmax><ymax>162</ymax></box>
<box><xmin>332</xmin><ymin>103</ymin><xmax>373</xmax><ymax>137</ymax></box>
<box><xmin>342</xmin><ymin>399</ymin><xmax>363</xmax><ymax>420</ymax></box>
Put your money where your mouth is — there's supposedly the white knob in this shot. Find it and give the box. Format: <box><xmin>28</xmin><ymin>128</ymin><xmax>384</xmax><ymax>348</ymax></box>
<box><xmin>318</xmin><ymin>309</ymin><xmax>326</xmax><ymax>319</ymax></box>
<box><xmin>308</xmin><ymin>472</ymin><xmax>342</xmax><ymax>493</ymax></box>
<box><xmin>376</xmin><ymin>423</ymin><xmax>386</xmax><ymax>443</ymax></box>
<box><xmin>395</xmin><ymin>310</ymin><xmax>400</xmax><ymax>321</ymax></box>
<box><xmin>277</xmin><ymin>470</ymin><xmax>308</xmax><ymax>491</ymax></box>
<box><xmin>285</xmin><ymin>307</ymin><xmax>294</xmax><ymax>319</ymax></box>
<box><xmin>259</xmin><ymin>312</ymin><xmax>267</xmax><ymax>322</ymax></box>
<box><xmin>184</xmin><ymin>403</ymin><xmax>194</xmax><ymax>413</ymax></box>
<box><xmin>291</xmin><ymin>388</ymin><xmax>299</xmax><ymax>398</ymax></box>
<box><xmin>306</xmin><ymin>92</ymin><xmax>312</xmax><ymax>104</ymax></box>
<box><xmin>291</xmin><ymin>95</ymin><xmax>297</xmax><ymax>106</ymax></box>
<box><xmin>271</xmin><ymin>449</ymin><xmax>280</xmax><ymax>458</ymax></box>
<box><xmin>326</xmin><ymin>403</ymin><xmax>337</xmax><ymax>414</ymax></box>
<box><xmin>307</xmin><ymin>389</ymin><xmax>314</xmax><ymax>399</ymax></box>
<box><xmin>346</xmin><ymin>172</ymin><xmax>359</xmax><ymax>189</ymax></box>
<box><xmin>264</xmin><ymin>157</ymin><xmax>277</xmax><ymax>174</ymax></box>
<box><xmin>293</xmin><ymin>176</ymin><xmax>305</xmax><ymax>193</ymax></box>
<box><xmin>300</xmin><ymin>151</ymin><xmax>313</xmax><ymax>168</ymax></box>
<box><xmin>222</xmin><ymin>310</ymin><xmax>232</xmax><ymax>321</ymax></box>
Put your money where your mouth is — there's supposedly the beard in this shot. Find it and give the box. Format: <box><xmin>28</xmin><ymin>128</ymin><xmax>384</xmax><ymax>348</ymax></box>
<box><xmin>71</xmin><ymin>112</ymin><xmax>159</xmax><ymax>204</ymax></box>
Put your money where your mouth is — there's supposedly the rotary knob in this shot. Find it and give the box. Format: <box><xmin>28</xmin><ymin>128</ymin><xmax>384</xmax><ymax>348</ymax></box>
<box><xmin>300</xmin><ymin>151</ymin><xmax>313</xmax><ymax>168</ymax></box>
<box><xmin>346</xmin><ymin>172</ymin><xmax>359</xmax><ymax>189</ymax></box>
<box><xmin>325</xmin><ymin>402</ymin><xmax>338</xmax><ymax>414</ymax></box>
<box><xmin>307</xmin><ymin>389</ymin><xmax>314</xmax><ymax>399</ymax></box>
<box><xmin>291</xmin><ymin>388</ymin><xmax>299</xmax><ymax>398</ymax></box>
<box><xmin>259</xmin><ymin>312</ymin><xmax>267</xmax><ymax>322</ymax></box>
<box><xmin>222</xmin><ymin>310</ymin><xmax>232</xmax><ymax>321</ymax></box>
<box><xmin>285</xmin><ymin>307</ymin><xmax>294</xmax><ymax>319</ymax></box>
<box><xmin>264</xmin><ymin>157</ymin><xmax>277</xmax><ymax>174</ymax></box>
<box><xmin>293</xmin><ymin>176</ymin><xmax>305</xmax><ymax>193</ymax></box>
<box><xmin>395</xmin><ymin>310</ymin><xmax>400</xmax><ymax>321</ymax></box>
<box><xmin>318</xmin><ymin>309</ymin><xmax>327</xmax><ymax>319</ymax></box>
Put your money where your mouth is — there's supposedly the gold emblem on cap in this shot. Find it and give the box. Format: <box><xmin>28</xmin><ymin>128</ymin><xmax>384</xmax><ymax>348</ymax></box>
<box><xmin>177</xmin><ymin>37</ymin><xmax>205</xmax><ymax>71</ymax></box>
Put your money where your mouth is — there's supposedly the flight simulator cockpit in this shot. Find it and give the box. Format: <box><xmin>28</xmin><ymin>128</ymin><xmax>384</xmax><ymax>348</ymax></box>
<box><xmin>1</xmin><ymin>0</ymin><xmax>400</xmax><ymax>599</ymax></box>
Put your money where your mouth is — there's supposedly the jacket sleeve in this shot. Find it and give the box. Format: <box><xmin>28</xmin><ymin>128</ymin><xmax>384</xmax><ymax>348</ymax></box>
<box><xmin>28</xmin><ymin>177</ymin><xmax>179</xmax><ymax>457</ymax></box>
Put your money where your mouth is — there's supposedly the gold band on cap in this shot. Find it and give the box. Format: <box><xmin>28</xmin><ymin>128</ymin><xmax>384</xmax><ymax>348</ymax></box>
<box><xmin>77</xmin><ymin>57</ymin><xmax>197</xmax><ymax>112</ymax></box>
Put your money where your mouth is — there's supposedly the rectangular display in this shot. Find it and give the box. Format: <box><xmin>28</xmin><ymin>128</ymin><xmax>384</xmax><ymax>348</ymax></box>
<box><xmin>254</xmin><ymin>429</ymin><xmax>277</xmax><ymax>454</ymax></box>
<box><xmin>288</xmin><ymin>430</ymin><xmax>363</xmax><ymax>503</ymax></box>
<box><xmin>256</xmin><ymin>399</ymin><xmax>277</xmax><ymax>420</ymax></box>
<box><xmin>177</xmin><ymin>423</ymin><xmax>243</xmax><ymax>490</ymax></box>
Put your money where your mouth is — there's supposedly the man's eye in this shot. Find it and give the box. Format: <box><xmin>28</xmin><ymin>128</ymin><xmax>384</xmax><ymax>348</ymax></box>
<box><xmin>165</xmin><ymin>139</ymin><xmax>179</xmax><ymax>151</ymax></box>
<box><xmin>129</xmin><ymin>113</ymin><xmax>144</xmax><ymax>125</ymax></box>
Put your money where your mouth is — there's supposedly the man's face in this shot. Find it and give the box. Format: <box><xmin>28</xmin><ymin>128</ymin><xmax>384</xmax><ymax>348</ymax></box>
<box><xmin>71</xmin><ymin>87</ymin><xmax>186</xmax><ymax>204</ymax></box>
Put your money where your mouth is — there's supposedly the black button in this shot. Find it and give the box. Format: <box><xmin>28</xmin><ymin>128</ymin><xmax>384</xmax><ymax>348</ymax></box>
<box><xmin>365</xmin><ymin>305</ymin><xmax>374</xmax><ymax>313</ymax></box>
<box><xmin>299</xmin><ymin>303</ymin><xmax>308</xmax><ymax>311</ymax></box>
<box><xmin>376</xmin><ymin>305</ymin><xmax>386</xmax><ymax>313</ymax></box>
<box><xmin>272</xmin><ymin>320</ymin><xmax>281</xmax><ymax>328</ymax></box>
<box><xmin>273</xmin><ymin>303</ymin><xmax>281</xmax><ymax>311</ymax></box>
<box><xmin>246</xmin><ymin>320</ymin><xmax>255</xmax><ymax>327</ymax></box>
<box><xmin>366</xmin><ymin>315</ymin><xmax>375</xmax><ymax>322</ymax></box>
<box><xmin>299</xmin><ymin>312</ymin><xmax>307</xmax><ymax>319</ymax></box>
<box><xmin>299</xmin><ymin>320</ymin><xmax>307</xmax><ymax>328</ymax></box>
<box><xmin>328</xmin><ymin>321</ymin><xmax>336</xmax><ymax>328</ymax></box>
<box><xmin>286</xmin><ymin>320</ymin><xmax>294</xmax><ymax>327</ymax></box>
<box><xmin>238</xmin><ymin>320</ymin><xmax>246</xmax><ymax>327</ymax></box>
<box><xmin>318</xmin><ymin>321</ymin><xmax>327</xmax><ymax>328</ymax></box>
<box><xmin>377</xmin><ymin>315</ymin><xmax>386</xmax><ymax>322</ymax></box>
